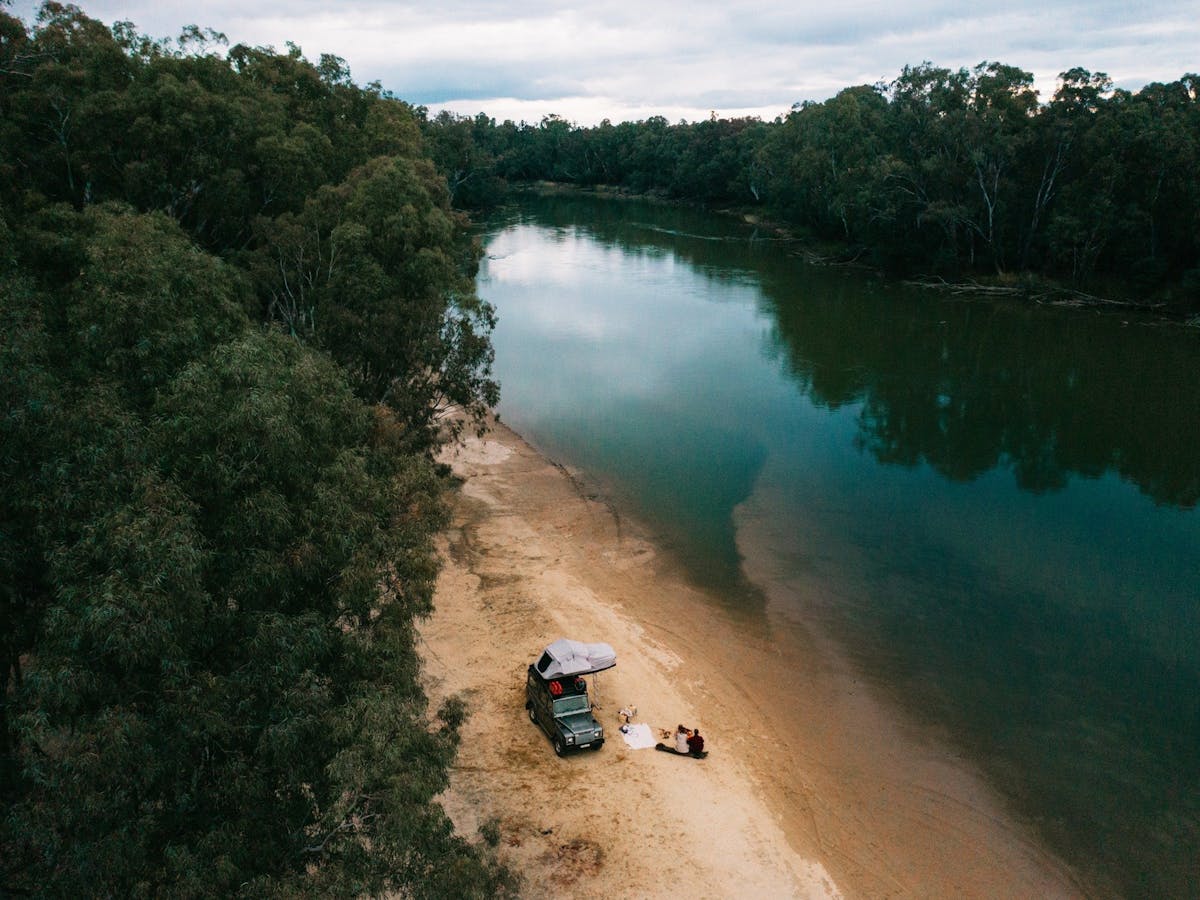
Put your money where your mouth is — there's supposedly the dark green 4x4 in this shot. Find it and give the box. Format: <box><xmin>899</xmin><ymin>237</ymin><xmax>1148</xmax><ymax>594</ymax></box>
<box><xmin>525</xmin><ymin>665</ymin><xmax>605</xmax><ymax>756</ymax></box>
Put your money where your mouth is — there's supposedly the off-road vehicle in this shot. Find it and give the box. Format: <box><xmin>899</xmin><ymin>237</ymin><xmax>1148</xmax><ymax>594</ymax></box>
<box><xmin>525</xmin><ymin>667</ymin><xmax>604</xmax><ymax>755</ymax></box>
<box><xmin>524</xmin><ymin>638</ymin><xmax>615</xmax><ymax>756</ymax></box>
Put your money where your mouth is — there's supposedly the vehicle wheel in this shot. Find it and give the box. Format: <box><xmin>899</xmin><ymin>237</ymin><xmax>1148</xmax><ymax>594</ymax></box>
<box><xmin>528</xmin><ymin>706</ymin><xmax>537</xmax><ymax>722</ymax></box>
<box><xmin>553</xmin><ymin>737</ymin><xmax>566</xmax><ymax>757</ymax></box>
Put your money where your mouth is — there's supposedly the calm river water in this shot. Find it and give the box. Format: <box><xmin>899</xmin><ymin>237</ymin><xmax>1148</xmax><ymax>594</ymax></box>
<box><xmin>477</xmin><ymin>193</ymin><xmax>1199</xmax><ymax>897</ymax></box>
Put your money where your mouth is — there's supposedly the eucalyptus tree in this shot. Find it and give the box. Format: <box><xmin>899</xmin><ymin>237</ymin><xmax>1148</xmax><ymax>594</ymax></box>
<box><xmin>419</xmin><ymin>110</ymin><xmax>506</xmax><ymax>208</ymax></box>
<box><xmin>248</xmin><ymin>153</ymin><xmax>498</xmax><ymax>448</ymax></box>
<box><xmin>958</xmin><ymin>62</ymin><xmax>1039</xmax><ymax>272</ymax></box>
<box><xmin>761</xmin><ymin>85</ymin><xmax>889</xmax><ymax>240</ymax></box>
<box><xmin>1038</xmin><ymin>69</ymin><xmax>1119</xmax><ymax>282</ymax></box>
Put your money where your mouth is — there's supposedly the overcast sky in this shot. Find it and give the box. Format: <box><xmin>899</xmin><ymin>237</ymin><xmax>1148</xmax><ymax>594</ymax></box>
<box><xmin>9</xmin><ymin>1</ymin><xmax>1199</xmax><ymax>124</ymax></box>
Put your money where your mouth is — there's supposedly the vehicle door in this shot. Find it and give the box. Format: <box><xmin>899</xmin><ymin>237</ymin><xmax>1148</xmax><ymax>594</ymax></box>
<box><xmin>532</xmin><ymin>673</ymin><xmax>553</xmax><ymax>733</ymax></box>
<box><xmin>539</xmin><ymin>679</ymin><xmax>559</xmax><ymax>732</ymax></box>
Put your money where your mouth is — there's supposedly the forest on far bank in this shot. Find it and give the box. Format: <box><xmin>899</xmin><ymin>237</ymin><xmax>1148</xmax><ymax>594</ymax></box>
<box><xmin>2</xmin><ymin>3</ymin><xmax>514</xmax><ymax>896</ymax></box>
<box><xmin>420</xmin><ymin>63</ymin><xmax>1200</xmax><ymax>313</ymax></box>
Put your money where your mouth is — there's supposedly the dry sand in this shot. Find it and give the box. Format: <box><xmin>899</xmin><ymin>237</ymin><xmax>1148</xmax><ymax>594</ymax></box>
<box><xmin>419</xmin><ymin>420</ymin><xmax>1088</xmax><ymax>898</ymax></box>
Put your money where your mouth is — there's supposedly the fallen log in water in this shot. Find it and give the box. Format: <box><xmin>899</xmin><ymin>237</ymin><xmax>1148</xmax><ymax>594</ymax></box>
<box><xmin>903</xmin><ymin>277</ymin><xmax>1168</xmax><ymax>312</ymax></box>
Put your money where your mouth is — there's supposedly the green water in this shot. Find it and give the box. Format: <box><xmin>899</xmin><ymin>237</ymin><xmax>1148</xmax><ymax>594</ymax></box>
<box><xmin>479</xmin><ymin>194</ymin><xmax>1200</xmax><ymax>897</ymax></box>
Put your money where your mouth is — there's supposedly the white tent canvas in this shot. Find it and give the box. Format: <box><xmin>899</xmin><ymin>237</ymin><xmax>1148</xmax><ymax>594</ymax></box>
<box><xmin>534</xmin><ymin>638</ymin><xmax>616</xmax><ymax>679</ymax></box>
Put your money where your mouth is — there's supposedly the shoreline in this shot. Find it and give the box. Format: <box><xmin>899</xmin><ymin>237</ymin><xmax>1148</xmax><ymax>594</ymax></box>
<box><xmin>517</xmin><ymin>182</ymin><xmax>1192</xmax><ymax>321</ymax></box>
<box><xmin>420</xmin><ymin>420</ymin><xmax>1086</xmax><ymax>897</ymax></box>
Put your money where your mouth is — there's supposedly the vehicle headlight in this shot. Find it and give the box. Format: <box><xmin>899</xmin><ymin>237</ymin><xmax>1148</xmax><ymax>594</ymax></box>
<box><xmin>596</xmin><ymin>726</ymin><xmax>604</xmax><ymax>738</ymax></box>
<box><xmin>566</xmin><ymin>734</ymin><xmax>575</xmax><ymax>744</ymax></box>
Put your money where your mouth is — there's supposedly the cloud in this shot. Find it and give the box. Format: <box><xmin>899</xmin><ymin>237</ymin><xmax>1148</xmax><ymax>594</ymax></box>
<box><xmin>8</xmin><ymin>0</ymin><xmax>1197</xmax><ymax>125</ymax></box>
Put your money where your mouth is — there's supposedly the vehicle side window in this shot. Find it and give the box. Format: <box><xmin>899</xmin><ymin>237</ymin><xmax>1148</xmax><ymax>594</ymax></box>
<box><xmin>536</xmin><ymin>652</ymin><xmax>552</xmax><ymax>674</ymax></box>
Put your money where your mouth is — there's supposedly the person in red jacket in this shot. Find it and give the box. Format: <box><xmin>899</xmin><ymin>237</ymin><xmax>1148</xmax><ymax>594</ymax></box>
<box><xmin>686</xmin><ymin>728</ymin><xmax>704</xmax><ymax>755</ymax></box>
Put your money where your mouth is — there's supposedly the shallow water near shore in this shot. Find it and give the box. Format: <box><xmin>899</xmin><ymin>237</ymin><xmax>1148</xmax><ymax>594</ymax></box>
<box><xmin>477</xmin><ymin>193</ymin><xmax>1200</xmax><ymax>897</ymax></box>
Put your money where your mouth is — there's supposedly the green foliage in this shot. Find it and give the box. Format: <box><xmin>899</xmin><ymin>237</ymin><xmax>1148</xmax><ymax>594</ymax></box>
<box><xmin>479</xmin><ymin>816</ymin><xmax>503</xmax><ymax>848</ymax></box>
<box><xmin>419</xmin><ymin>110</ymin><xmax>509</xmax><ymax>209</ymax></box>
<box><xmin>1</xmin><ymin>0</ymin><xmax>499</xmax><ymax>430</ymax></box>
<box><xmin>68</xmin><ymin>204</ymin><xmax>250</xmax><ymax>406</ymax></box>
<box><xmin>1</xmin><ymin>5</ymin><xmax>511</xmax><ymax>897</ymax></box>
<box><xmin>248</xmin><ymin>155</ymin><xmax>498</xmax><ymax>446</ymax></box>
<box><xmin>425</xmin><ymin>61</ymin><xmax>1200</xmax><ymax>309</ymax></box>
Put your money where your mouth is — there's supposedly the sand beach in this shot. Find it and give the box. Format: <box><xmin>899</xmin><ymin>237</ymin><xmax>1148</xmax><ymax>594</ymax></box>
<box><xmin>419</xmin><ymin>420</ymin><xmax>1086</xmax><ymax>897</ymax></box>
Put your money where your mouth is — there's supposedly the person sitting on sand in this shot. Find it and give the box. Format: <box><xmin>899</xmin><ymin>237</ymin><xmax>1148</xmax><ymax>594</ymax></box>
<box><xmin>675</xmin><ymin>724</ymin><xmax>690</xmax><ymax>754</ymax></box>
<box><xmin>687</xmin><ymin>728</ymin><xmax>704</xmax><ymax>755</ymax></box>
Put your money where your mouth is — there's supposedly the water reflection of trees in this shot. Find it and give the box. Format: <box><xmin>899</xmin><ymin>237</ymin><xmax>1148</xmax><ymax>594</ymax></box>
<box><xmin>755</xmin><ymin>260</ymin><xmax>1200</xmax><ymax>898</ymax></box>
<box><xmin>509</xmin><ymin>195</ymin><xmax>1200</xmax><ymax>509</ymax></box>
<box><xmin>761</xmin><ymin>285</ymin><xmax>1200</xmax><ymax>508</ymax></box>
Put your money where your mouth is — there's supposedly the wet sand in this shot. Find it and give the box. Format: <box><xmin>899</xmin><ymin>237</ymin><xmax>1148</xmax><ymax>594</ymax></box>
<box><xmin>419</xmin><ymin>420</ymin><xmax>1086</xmax><ymax>897</ymax></box>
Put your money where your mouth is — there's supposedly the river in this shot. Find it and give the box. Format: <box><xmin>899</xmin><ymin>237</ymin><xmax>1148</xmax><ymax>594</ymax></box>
<box><xmin>476</xmin><ymin>193</ymin><xmax>1200</xmax><ymax>898</ymax></box>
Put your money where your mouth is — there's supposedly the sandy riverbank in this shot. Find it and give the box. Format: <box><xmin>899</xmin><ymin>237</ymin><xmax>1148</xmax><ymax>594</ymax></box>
<box><xmin>419</xmin><ymin>420</ymin><xmax>1086</xmax><ymax>898</ymax></box>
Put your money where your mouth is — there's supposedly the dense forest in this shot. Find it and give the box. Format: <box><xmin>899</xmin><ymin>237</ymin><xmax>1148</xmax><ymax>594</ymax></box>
<box><xmin>421</xmin><ymin>64</ymin><xmax>1200</xmax><ymax>311</ymax></box>
<box><xmin>1</xmin><ymin>3</ymin><xmax>513</xmax><ymax>896</ymax></box>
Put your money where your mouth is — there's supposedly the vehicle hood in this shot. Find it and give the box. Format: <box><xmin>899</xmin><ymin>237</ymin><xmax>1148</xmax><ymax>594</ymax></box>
<box><xmin>558</xmin><ymin>711</ymin><xmax>601</xmax><ymax>737</ymax></box>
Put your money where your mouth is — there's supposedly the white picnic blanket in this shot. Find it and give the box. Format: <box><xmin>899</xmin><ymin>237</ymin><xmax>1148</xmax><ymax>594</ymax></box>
<box><xmin>619</xmin><ymin>722</ymin><xmax>656</xmax><ymax>750</ymax></box>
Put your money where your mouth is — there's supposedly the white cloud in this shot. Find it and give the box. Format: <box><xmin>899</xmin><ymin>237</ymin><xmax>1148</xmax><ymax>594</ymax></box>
<box><xmin>8</xmin><ymin>0</ymin><xmax>1198</xmax><ymax>125</ymax></box>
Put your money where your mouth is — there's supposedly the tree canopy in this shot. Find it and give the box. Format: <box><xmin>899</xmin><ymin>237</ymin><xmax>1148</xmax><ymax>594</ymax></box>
<box><xmin>2</xmin><ymin>3</ymin><xmax>510</xmax><ymax>895</ymax></box>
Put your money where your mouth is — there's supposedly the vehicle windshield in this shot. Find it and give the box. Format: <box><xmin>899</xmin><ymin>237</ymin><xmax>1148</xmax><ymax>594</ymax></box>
<box><xmin>553</xmin><ymin>695</ymin><xmax>590</xmax><ymax>714</ymax></box>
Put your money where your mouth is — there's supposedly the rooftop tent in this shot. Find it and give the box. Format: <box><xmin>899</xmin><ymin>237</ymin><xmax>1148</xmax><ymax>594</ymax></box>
<box><xmin>534</xmin><ymin>639</ymin><xmax>616</xmax><ymax>679</ymax></box>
